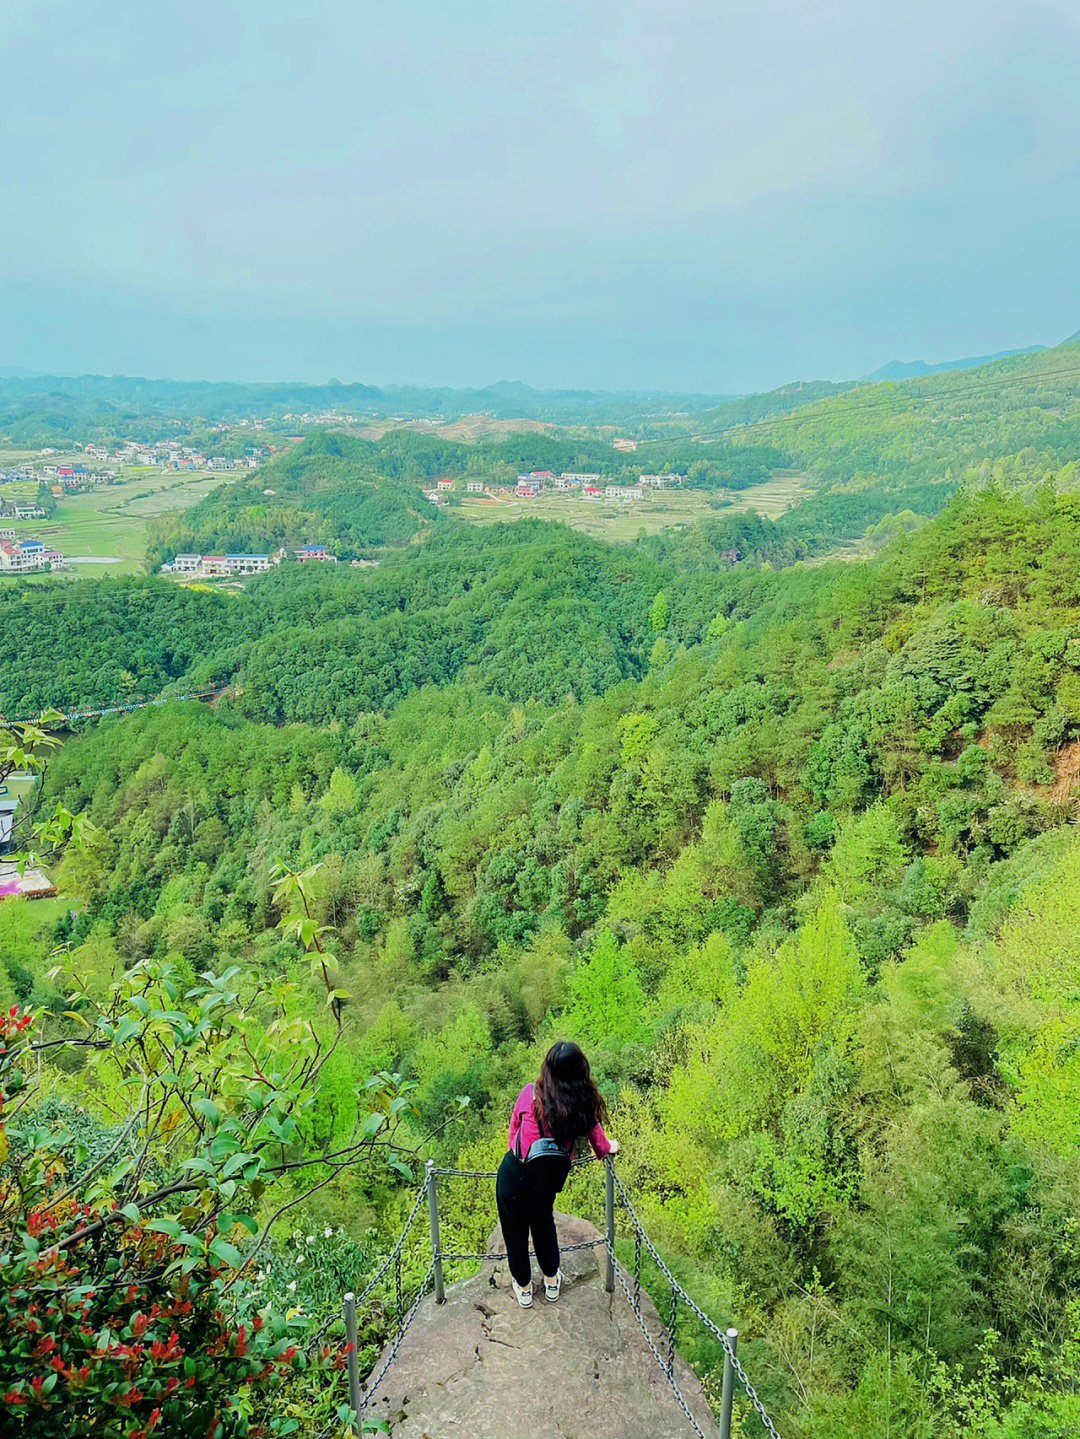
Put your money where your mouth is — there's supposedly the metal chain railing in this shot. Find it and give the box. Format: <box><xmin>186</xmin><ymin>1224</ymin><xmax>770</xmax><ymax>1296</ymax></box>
<box><xmin>440</xmin><ymin>1237</ymin><xmax>605</xmax><ymax>1263</ymax></box>
<box><xmin>430</xmin><ymin>1152</ymin><xmax>600</xmax><ymax>1179</ymax></box>
<box><xmin>357</xmin><ymin>1259</ymin><xmax>437</xmax><ymax>1404</ymax></box>
<box><xmin>339</xmin><ymin>1157</ymin><xmax>783</xmax><ymax>1439</ymax></box>
<box><xmin>607</xmin><ymin>1242</ymin><xmax>711</xmax><ymax>1439</ymax></box>
<box><xmin>609</xmin><ymin>1166</ymin><xmax>784</xmax><ymax>1439</ymax></box>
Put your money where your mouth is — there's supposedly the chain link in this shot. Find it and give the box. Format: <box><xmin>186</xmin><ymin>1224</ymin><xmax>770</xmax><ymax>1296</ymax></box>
<box><xmin>440</xmin><ymin>1236</ymin><xmax>606</xmax><ymax>1264</ymax></box>
<box><xmin>304</xmin><ymin>1306</ymin><xmax>345</xmax><ymax>1358</ymax></box>
<box><xmin>610</xmin><ymin>1168</ymin><xmax>783</xmax><ymax>1439</ymax></box>
<box><xmin>358</xmin><ymin>1260</ymin><xmax>437</xmax><ymax>1409</ymax></box>
<box><xmin>342</xmin><ymin>1162</ymin><xmax>783</xmax><ymax>1439</ymax></box>
<box><xmin>607</xmin><ymin>1244</ymin><xmax>710</xmax><ymax>1439</ymax></box>
<box><xmin>432</xmin><ymin>1153</ymin><xmax>600</xmax><ymax>1180</ymax></box>
<box><xmin>347</xmin><ymin>1176</ymin><xmax>429</xmax><ymax>1313</ymax></box>
<box><xmin>667</xmin><ymin>1284</ymin><xmax>679</xmax><ymax>1378</ymax></box>
<box><xmin>633</xmin><ymin>1229</ymin><xmax>643</xmax><ymax>1313</ymax></box>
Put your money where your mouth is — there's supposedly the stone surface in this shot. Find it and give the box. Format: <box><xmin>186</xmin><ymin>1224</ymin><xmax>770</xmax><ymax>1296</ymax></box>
<box><xmin>362</xmin><ymin>1214</ymin><xmax>715</xmax><ymax>1438</ymax></box>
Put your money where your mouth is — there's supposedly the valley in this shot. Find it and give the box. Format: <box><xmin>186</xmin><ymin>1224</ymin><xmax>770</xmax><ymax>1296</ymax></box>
<box><xmin>4</xmin><ymin>342</ymin><xmax>1080</xmax><ymax>1439</ymax></box>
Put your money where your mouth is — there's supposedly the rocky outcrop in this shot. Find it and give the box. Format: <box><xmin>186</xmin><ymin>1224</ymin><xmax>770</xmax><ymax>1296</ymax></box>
<box><xmin>362</xmin><ymin>1213</ymin><xmax>715</xmax><ymax>1438</ymax></box>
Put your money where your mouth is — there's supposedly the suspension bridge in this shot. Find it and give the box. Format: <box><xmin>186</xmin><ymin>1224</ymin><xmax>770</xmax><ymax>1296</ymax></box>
<box><xmin>2</xmin><ymin>684</ymin><xmax>233</xmax><ymax>728</ymax></box>
<box><xmin>334</xmin><ymin>1158</ymin><xmax>783</xmax><ymax>1439</ymax></box>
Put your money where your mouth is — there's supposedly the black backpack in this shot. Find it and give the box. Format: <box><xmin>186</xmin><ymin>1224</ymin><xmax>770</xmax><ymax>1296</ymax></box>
<box><xmin>513</xmin><ymin>1084</ymin><xmax>573</xmax><ymax>1178</ymax></box>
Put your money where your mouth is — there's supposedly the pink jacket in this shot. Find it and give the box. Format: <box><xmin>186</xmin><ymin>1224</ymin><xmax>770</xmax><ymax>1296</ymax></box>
<box><xmin>507</xmin><ymin>1083</ymin><xmax>613</xmax><ymax>1161</ymax></box>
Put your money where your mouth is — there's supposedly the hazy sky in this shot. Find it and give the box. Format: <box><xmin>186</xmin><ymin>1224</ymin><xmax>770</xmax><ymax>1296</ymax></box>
<box><xmin>4</xmin><ymin>0</ymin><xmax>1080</xmax><ymax>392</ymax></box>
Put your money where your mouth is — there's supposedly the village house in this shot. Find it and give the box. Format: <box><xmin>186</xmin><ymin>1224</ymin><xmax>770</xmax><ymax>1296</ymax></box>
<box><xmin>466</xmin><ymin>480</ymin><xmax>485</xmax><ymax>494</ymax></box>
<box><xmin>294</xmin><ymin>544</ymin><xmax>337</xmax><ymax>562</ymax></box>
<box><xmin>164</xmin><ymin>551</ymin><xmax>280</xmax><ymax>577</ymax></box>
<box><xmin>0</xmin><ymin>538</ymin><xmax>66</xmax><ymax>573</ymax></box>
<box><xmin>436</xmin><ymin>478</ymin><xmax>455</xmax><ymax>492</ymax></box>
<box><xmin>1</xmin><ymin>773</ymin><xmax>37</xmax><ymax>856</ymax></box>
<box><xmin>604</xmin><ymin>485</ymin><xmax>644</xmax><ymax>501</ymax></box>
<box><xmin>221</xmin><ymin>554</ymin><xmax>273</xmax><ymax>574</ymax></box>
<box><xmin>0</xmin><ymin>797</ymin><xmax>16</xmax><ymax>851</ymax></box>
<box><xmin>582</xmin><ymin>485</ymin><xmax>603</xmax><ymax>498</ymax></box>
<box><xmin>0</xmin><ymin>862</ymin><xmax>57</xmax><ymax>901</ymax></box>
<box><xmin>3</xmin><ymin>504</ymin><xmax>47</xmax><ymax>519</ymax></box>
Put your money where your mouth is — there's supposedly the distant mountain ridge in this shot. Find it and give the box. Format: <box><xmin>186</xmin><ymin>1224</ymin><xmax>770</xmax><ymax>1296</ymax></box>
<box><xmin>862</xmin><ymin>346</ymin><xmax>1045</xmax><ymax>383</ymax></box>
<box><xmin>0</xmin><ymin>372</ymin><xmax>733</xmax><ymax>432</ymax></box>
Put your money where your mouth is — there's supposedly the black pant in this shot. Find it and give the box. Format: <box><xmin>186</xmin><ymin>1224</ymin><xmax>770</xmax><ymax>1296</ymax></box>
<box><xmin>496</xmin><ymin>1149</ymin><xmax>570</xmax><ymax>1288</ymax></box>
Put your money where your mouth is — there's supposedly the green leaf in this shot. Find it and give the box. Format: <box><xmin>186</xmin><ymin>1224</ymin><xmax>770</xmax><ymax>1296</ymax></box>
<box><xmin>361</xmin><ymin>1111</ymin><xmax>387</xmax><ymax>1139</ymax></box>
<box><xmin>209</xmin><ymin>1237</ymin><xmax>243</xmax><ymax>1268</ymax></box>
<box><xmin>194</xmin><ymin>1097</ymin><xmax>221</xmax><ymax>1126</ymax></box>
<box><xmin>146</xmin><ymin>1218</ymin><xmax>182</xmax><ymax>1238</ymax></box>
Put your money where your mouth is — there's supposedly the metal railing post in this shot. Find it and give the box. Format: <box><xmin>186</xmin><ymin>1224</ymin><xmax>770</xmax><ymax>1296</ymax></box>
<box><xmin>604</xmin><ymin>1155</ymin><xmax>615</xmax><ymax>1293</ymax></box>
<box><xmin>426</xmin><ymin>1159</ymin><xmax>445</xmax><ymax>1304</ymax></box>
<box><xmin>343</xmin><ymin>1291</ymin><xmax>362</xmax><ymax>1434</ymax></box>
<box><xmin>718</xmin><ymin>1327</ymin><xmax>738</xmax><ymax>1439</ymax></box>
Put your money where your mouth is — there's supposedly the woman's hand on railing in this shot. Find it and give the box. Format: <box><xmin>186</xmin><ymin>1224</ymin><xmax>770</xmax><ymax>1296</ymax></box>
<box><xmin>607</xmin><ymin>1138</ymin><xmax>619</xmax><ymax>1155</ymax></box>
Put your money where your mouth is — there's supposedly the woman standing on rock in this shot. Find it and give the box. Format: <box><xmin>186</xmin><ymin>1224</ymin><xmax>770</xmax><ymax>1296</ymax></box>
<box><xmin>497</xmin><ymin>1040</ymin><xmax>618</xmax><ymax>1308</ymax></box>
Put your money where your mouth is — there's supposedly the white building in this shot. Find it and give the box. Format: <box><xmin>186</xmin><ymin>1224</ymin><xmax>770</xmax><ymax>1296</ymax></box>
<box><xmin>222</xmin><ymin>554</ymin><xmax>273</xmax><ymax>574</ymax></box>
<box><xmin>163</xmin><ymin>552</ymin><xmax>274</xmax><ymax>577</ymax></box>
<box><xmin>639</xmin><ymin>473</ymin><xmax>687</xmax><ymax>488</ymax></box>
<box><xmin>0</xmin><ymin>539</ymin><xmax>66</xmax><ymax>573</ymax></box>
<box><xmin>466</xmin><ymin>480</ymin><xmax>485</xmax><ymax>494</ymax></box>
<box><xmin>604</xmin><ymin>485</ymin><xmax>644</xmax><ymax>501</ymax></box>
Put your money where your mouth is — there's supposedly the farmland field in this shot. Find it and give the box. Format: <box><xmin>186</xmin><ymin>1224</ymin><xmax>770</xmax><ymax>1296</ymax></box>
<box><xmin>454</xmin><ymin>470</ymin><xmax>810</xmax><ymax>540</ymax></box>
<box><xmin>0</xmin><ymin>463</ymin><xmax>234</xmax><ymax>575</ymax></box>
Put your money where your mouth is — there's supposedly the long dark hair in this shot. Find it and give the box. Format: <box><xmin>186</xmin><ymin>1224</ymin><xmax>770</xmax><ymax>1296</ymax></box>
<box><xmin>534</xmin><ymin>1041</ymin><xmax>607</xmax><ymax>1151</ymax></box>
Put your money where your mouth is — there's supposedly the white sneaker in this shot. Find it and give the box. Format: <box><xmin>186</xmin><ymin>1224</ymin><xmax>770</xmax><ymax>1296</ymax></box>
<box><xmin>543</xmin><ymin>1270</ymin><xmax>562</xmax><ymax>1303</ymax></box>
<box><xmin>512</xmin><ymin>1277</ymin><xmax>533</xmax><ymax>1308</ymax></box>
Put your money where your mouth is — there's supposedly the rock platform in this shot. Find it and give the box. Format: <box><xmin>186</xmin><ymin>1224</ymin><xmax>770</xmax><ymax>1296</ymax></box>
<box><xmin>362</xmin><ymin>1212</ymin><xmax>716</xmax><ymax>1438</ymax></box>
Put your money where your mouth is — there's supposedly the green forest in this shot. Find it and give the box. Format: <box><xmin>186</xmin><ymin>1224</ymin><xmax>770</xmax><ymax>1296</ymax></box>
<box><xmin>4</xmin><ymin>345</ymin><xmax>1080</xmax><ymax>1438</ymax></box>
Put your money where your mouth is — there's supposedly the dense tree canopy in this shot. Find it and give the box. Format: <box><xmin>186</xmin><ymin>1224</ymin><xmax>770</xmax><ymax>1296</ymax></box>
<box><xmin>7</xmin><ymin>349</ymin><xmax>1080</xmax><ymax>1434</ymax></box>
